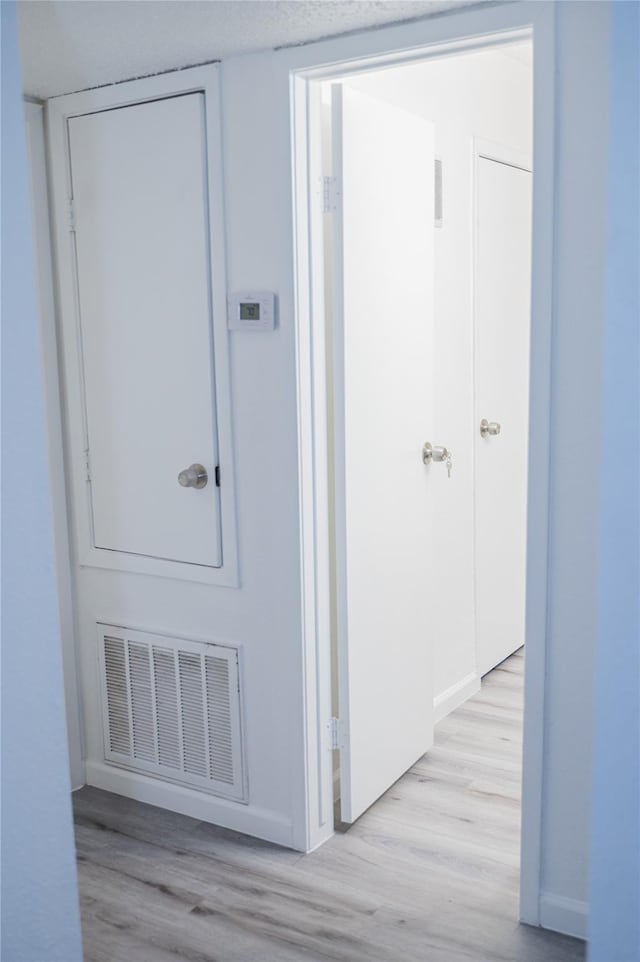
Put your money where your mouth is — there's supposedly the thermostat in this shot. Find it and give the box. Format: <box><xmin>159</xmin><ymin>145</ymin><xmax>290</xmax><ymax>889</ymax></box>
<box><xmin>227</xmin><ymin>292</ymin><xmax>276</xmax><ymax>331</ymax></box>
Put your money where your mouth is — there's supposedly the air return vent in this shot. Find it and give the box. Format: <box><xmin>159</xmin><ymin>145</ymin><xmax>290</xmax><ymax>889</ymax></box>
<box><xmin>98</xmin><ymin>624</ymin><xmax>246</xmax><ymax>801</ymax></box>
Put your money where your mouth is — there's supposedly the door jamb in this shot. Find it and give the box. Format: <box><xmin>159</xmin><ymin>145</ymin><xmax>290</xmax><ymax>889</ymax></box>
<box><xmin>290</xmin><ymin>7</ymin><xmax>555</xmax><ymax>928</ymax></box>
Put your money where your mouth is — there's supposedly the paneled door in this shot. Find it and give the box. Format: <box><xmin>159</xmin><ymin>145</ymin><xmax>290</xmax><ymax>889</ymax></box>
<box><xmin>475</xmin><ymin>154</ymin><xmax>532</xmax><ymax>677</ymax></box>
<box><xmin>332</xmin><ymin>85</ymin><xmax>436</xmax><ymax>823</ymax></box>
<box><xmin>68</xmin><ymin>92</ymin><xmax>222</xmax><ymax>569</ymax></box>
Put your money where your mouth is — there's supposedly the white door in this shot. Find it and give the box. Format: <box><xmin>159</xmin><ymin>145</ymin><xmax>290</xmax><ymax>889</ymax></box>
<box><xmin>68</xmin><ymin>93</ymin><xmax>221</xmax><ymax>568</ymax></box>
<box><xmin>332</xmin><ymin>85</ymin><xmax>436</xmax><ymax>823</ymax></box>
<box><xmin>475</xmin><ymin>156</ymin><xmax>532</xmax><ymax>677</ymax></box>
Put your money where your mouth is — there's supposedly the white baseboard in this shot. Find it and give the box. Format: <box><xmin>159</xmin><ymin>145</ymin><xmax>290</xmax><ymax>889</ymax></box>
<box><xmin>434</xmin><ymin>671</ymin><xmax>481</xmax><ymax>724</ymax></box>
<box><xmin>539</xmin><ymin>892</ymin><xmax>589</xmax><ymax>940</ymax></box>
<box><xmin>85</xmin><ymin>761</ymin><xmax>295</xmax><ymax>849</ymax></box>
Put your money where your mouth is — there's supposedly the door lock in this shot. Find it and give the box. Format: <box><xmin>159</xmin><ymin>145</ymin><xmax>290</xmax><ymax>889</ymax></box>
<box><xmin>422</xmin><ymin>442</ymin><xmax>448</xmax><ymax>464</ymax></box>
<box><xmin>422</xmin><ymin>443</ymin><xmax>453</xmax><ymax>478</ymax></box>
<box><xmin>177</xmin><ymin>464</ymin><xmax>208</xmax><ymax>489</ymax></box>
<box><xmin>480</xmin><ymin>419</ymin><xmax>501</xmax><ymax>438</ymax></box>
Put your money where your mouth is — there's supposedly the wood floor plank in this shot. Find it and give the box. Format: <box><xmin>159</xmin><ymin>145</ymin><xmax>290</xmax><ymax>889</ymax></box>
<box><xmin>73</xmin><ymin>650</ymin><xmax>585</xmax><ymax>962</ymax></box>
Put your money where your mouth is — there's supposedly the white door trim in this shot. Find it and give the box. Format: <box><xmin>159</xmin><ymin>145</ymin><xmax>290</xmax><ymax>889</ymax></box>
<box><xmin>46</xmin><ymin>64</ymin><xmax>239</xmax><ymax>587</ymax></box>
<box><xmin>287</xmin><ymin>2</ymin><xmax>555</xmax><ymax>928</ymax></box>
<box><xmin>474</xmin><ymin>136</ymin><xmax>532</xmax><ymax>175</ymax></box>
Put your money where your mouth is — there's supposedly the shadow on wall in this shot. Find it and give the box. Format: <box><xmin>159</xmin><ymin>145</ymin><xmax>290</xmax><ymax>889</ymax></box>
<box><xmin>587</xmin><ymin>3</ymin><xmax>640</xmax><ymax>962</ymax></box>
<box><xmin>0</xmin><ymin>2</ymin><xmax>82</xmax><ymax>960</ymax></box>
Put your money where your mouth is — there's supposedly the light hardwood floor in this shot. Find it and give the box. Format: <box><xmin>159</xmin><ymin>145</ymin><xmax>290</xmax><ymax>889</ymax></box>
<box><xmin>73</xmin><ymin>649</ymin><xmax>585</xmax><ymax>962</ymax></box>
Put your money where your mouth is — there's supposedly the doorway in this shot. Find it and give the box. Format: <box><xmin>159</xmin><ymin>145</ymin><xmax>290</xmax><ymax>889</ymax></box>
<box><xmin>293</xmin><ymin>27</ymin><xmax>549</xmax><ymax>925</ymax></box>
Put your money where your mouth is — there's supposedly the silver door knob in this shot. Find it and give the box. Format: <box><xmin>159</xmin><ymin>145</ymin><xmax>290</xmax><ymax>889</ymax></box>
<box><xmin>480</xmin><ymin>419</ymin><xmax>501</xmax><ymax>438</ymax></box>
<box><xmin>422</xmin><ymin>442</ymin><xmax>449</xmax><ymax>464</ymax></box>
<box><xmin>178</xmin><ymin>464</ymin><xmax>208</xmax><ymax>489</ymax></box>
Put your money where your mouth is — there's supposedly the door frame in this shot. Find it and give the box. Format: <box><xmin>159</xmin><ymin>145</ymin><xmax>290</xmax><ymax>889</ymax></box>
<box><xmin>289</xmin><ymin>3</ymin><xmax>555</xmax><ymax>926</ymax></box>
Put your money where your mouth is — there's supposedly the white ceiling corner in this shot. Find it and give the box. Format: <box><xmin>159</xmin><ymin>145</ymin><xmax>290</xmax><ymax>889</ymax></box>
<box><xmin>18</xmin><ymin>0</ymin><xmax>492</xmax><ymax>100</ymax></box>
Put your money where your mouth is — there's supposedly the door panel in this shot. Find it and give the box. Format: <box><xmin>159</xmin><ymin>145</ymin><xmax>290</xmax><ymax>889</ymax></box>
<box><xmin>475</xmin><ymin>157</ymin><xmax>532</xmax><ymax>676</ymax></box>
<box><xmin>332</xmin><ymin>85</ymin><xmax>435</xmax><ymax>823</ymax></box>
<box><xmin>69</xmin><ymin>93</ymin><xmax>221</xmax><ymax>567</ymax></box>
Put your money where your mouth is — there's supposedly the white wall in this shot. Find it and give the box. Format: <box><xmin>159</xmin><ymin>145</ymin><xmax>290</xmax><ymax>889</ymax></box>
<box><xmin>346</xmin><ymin>47</ymin><xmax>532</xmax><ymax>707</ymax></box>
<box><xmin>30</xmin><ymin>63</ymin><xmax>308</xmax><ymax>849</ymax></box>
<box><xmin>64</xmin><ymin>57</ymin><xmax>307</xmax><ymax>844</ymax></box>
<box><xmin>0</xmin><ymin>3</ymin><xmax>83</xmax><ymax>959</ymax></box>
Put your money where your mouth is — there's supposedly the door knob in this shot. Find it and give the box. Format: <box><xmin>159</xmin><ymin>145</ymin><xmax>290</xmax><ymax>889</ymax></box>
<box><xmin>480</xmin><ymin>419</ymin><xmax>501</xmax><ymax>438</ymax></box>
<box><xmin>178</xmin><ymin>464</ymin><xmax>208</xmax><ymax>489</ymax></box>
<box><xmin>422</xmin><ymin>442</ymin><xmax>448</xmax><ymax>464</ymax></box>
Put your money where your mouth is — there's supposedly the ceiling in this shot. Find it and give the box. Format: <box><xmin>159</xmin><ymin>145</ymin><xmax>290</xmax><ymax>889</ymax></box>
<box><xmin>18</xmin><ymin>0</ymin><xmax>491</xmax><ymax>100</ymax></box>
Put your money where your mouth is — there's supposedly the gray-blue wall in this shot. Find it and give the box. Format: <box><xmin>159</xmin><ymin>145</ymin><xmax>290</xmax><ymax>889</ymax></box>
<box><xmin>588</xmin><ymin>3</ymin><xmax>640</xmax><ymax>960</ymax></box>
<box><xmin>0</xmin><ymin>2</ymin><xmax>83</xmax><ymax>959</ymax></box>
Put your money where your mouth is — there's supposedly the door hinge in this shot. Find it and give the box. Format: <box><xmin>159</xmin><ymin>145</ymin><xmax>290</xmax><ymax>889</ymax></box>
<box><xmin>322</xmin><ymin>176</ymin><xmax>339</xmax><ymax>214</ymax></box>
<box><xmin>68</xmin><ymin>197</ymin><xmax>77</xmax><ymax>233</ymax></box>
<box><xmin>215</xmin><ymin>465</ymin><xmax>220</xmax><ymax>487</ymax></box>
<box><xmin>84</xmin><ymin>447</ymin><xmax>91</xmax><ymax>482</ymax></box>
<box><xmin>328</xmin><ymin>716</ymin><xmax>342</xmax><ymax>751</ymax></box>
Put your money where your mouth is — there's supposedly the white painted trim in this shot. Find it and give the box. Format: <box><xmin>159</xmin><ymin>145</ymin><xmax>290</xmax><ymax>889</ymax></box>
<box><xmin>85</xmin><ymin>761</ymin><xmax>294</xmax><ymax>848</ymax></box>
<box><xmin>290</xmin><ymin>75</ymin><xmax>335</xmax><ymax>851</ymax></box>
<box><xmin>24</xmin><ymin>100</ymin><xmax>85</xmax><ymax>790</ymax></box>
<box><xmin>78</xmin><ymin>546</ymin><xmax>233</xmax><ymax>586</ymax></box>
<box><xmin>474</xmin><ymin>135</ymin><xmax>532</xmax><ymax>173</ymax></box>
<box><xmin>284</xmin><ymin>23</ymin><xmax>534</xmax><ymax>81</ymax></box>
<box><xmin>517</xmin><ymin>7</ymin><xmax>555</xmax><ymax>928</ymax></box>
<box><xmin>434</xmin><ymin>672</ymin><xmax>481</xmax><ymax>725</ymax></box>
<box><xmin>539</xmin><ymin>893</ymin><xmax>589</xmax><ymax>941</ymax></box>
<box><xmin>288</xmin><ymin>0</ymin><xmax>555</xmax><ymax>923</ymax></box>
<box><xmin>46</xmin><ymin>64</ymin><xmax>239</xmax><ymax>589</ymax></box>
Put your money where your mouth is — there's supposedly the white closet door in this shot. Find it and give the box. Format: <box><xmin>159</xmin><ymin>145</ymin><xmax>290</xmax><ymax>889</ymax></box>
<box><xmin>69</xmin><ymin>93</ymin><xmax>222</xmax><ymax>567</ymax></box>
<box><xmin>475</xmin><ymin>157</ymin><xmax>532</xmax><ymax>676</ymax></box>
<box><xmin>332</xmin><ymin>85</ymin><xmax>436</xmax><ymax>823</ymax></box>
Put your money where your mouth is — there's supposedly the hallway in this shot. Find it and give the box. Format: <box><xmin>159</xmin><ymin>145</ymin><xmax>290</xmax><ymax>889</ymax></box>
<box><xmin>74</xmin><ymin>650</ymin><xmax>585</xmax><ymax>962</ymax></box>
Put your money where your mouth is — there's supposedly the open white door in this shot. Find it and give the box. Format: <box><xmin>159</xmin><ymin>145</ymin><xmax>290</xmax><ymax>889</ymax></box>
<box><xmin>332</xmin><ymin>85</ymin><xmax>436</xmax><ymax>823</ymax></box>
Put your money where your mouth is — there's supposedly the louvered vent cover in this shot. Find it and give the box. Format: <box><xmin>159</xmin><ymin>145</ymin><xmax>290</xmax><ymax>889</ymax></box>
<box><xmin>99</xmin><ymin>624</ymin><xmax>245</xmax><ymax>801</ymax></box>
